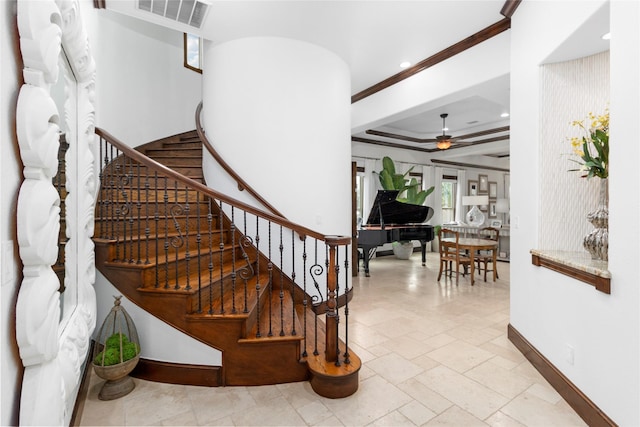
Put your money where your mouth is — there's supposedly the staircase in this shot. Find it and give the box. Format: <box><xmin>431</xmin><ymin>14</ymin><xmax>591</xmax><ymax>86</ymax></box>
<box><xmin>93</xmin><ymin>129</ymin><xmax>359</xmax><ymax>397</ymax></box>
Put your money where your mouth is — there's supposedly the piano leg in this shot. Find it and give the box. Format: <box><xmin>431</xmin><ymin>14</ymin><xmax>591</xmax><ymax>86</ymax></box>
<box><xmin>360</xmin><ymin>245</ymin><xmax>374</xmax><ymax>277</ymax></box>
<box><xmin>420</xmin><ymin>240</ymin><xmax>427</xmax><ymax>266</ymax></box>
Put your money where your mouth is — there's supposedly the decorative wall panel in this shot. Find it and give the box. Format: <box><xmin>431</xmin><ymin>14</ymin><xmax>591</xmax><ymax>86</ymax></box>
<box><xmin>539</xmin><ymin>51</ymin><xmax>609</xmax><ymax>251</ymax></box>
<box><xmin>15</xmin><ymin>0</ymin><xmax>97</xmax><ymax>425</ymax></box>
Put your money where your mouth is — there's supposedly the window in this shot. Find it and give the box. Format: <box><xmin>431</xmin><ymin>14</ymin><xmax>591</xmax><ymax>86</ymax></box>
<box><xmin>441</xmin><ymin>176</ymin><xmax>457</xmax><ymax>223</ymax></box>
<box><xmin>355</xmin><ymin>167</ymin><xmax>365</xmax><ymax>226</ymax></box>
<box><xmin>184</xmin><ymin>33</ymin><xmax>203</xmax><ymax>73</ymax></box>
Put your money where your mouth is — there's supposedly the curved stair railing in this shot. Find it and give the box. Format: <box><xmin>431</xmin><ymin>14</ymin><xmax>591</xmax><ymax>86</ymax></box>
<box><xmin>195</xmin><ymin>102</ymin><xmax>285</xmax><ymax>217</ymax></box>
<box><xmin>93</xmin><ymin>127</ymin><xmax>359</xmax><ymax>397</ymax></box>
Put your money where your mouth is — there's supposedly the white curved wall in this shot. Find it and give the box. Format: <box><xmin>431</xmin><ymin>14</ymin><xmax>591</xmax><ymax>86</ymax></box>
<box><xmin>201</xmin><ymin>36</ymin><xmax>352</xmax><ymax>236</ymax></box>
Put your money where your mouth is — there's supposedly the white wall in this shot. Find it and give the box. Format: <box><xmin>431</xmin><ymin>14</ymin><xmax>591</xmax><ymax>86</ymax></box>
<box><xmin>510</xmin><ymin>1</ymin><xmax>639</xmax><ymax>425</ymax></box>
<box><xmin>1</xmin><ymin>1</ymin><xmax>23</xmax><ymax>425</ymax></box>
<box><xmin>91</xmin><ymin>9</ymin><xmax>202</xmax><ymax>147</ymax></box>
<box><xmin>202</xmin><ymin>37</ymin><xmax>352</xmax><ymax>237</ymax></box>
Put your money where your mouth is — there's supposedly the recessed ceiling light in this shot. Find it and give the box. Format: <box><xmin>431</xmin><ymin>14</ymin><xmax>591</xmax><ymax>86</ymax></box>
<box><xmin>501</xmin><ymin>112</ymin><xmax>510</xmax><ymax>118</ymax></box>
<box><xmin>602</xmin><ymin>32</ymin><xmax>611</xmax><ymax>40</ymax></box>
<box><xmin>399</xmin><ymin>61</ymin><xmax>411</xmax><ymax>68</ymax></box>
<box><xmin>442</xmin><ymin>127</ymin><xmax>449</xmax><ymax>131</ymax></box>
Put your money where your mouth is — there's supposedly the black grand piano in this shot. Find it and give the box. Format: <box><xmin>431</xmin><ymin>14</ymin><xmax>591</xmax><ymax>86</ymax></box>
<box><xmin>357</xmin><ymin>190</ymin><xmax>435</xmax><ymax>277</ymax></box>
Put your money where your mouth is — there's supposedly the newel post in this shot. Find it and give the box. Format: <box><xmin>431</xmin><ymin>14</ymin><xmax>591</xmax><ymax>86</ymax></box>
<box><xmin>324</xmin><ymin>235</ymin><xmax>351</xmax><ymax>364</ymax></box>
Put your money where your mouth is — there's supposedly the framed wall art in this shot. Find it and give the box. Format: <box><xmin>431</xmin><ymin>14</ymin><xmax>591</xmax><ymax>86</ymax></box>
<box><xmin>489</xmin><ymin>181</ymin><xmax>498</xmax><ymax>198</ymax></box>
<box><xmin>478</xmin><ymin>174</ymin><xmax>489</xmax><ymax>194</ymax></box>
<box><xmin>468</xmin><ymin>180</ymin><xmax>478</xmax><ymax>196</ymax></box>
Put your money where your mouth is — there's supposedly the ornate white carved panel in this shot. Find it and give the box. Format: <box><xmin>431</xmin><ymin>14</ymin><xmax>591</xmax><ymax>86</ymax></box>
<box><xmin>15</xmin><ymin>0</ymin><xmax>97</xmax><ymax>425</ymax></box>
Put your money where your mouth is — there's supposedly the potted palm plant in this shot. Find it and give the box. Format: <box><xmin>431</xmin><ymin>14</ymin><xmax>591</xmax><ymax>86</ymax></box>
<box><xmin>375</xmin><ymin>156</ymin><xmax>434</xmax><ymax>259</ymax></box>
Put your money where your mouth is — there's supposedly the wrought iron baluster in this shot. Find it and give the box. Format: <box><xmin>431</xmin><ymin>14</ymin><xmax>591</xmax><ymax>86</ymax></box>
<box><xmin>343</xmin><ymin>244</ymin><xmax>351</xmax><ymax>365</ymax></box>
<box><xmin>219</xmin><ymin>200</ymin><xmax>225</xmax><ymax>314</ymax></box>
<box><xmin>195</xmin><ymin>191</ymin><xmax>202</xmax><ymax>313</ymax></box>
<box><xmin>136</xmin><ymin>162</ymin><xmax>142</xmax><ymax>264</ymax></box>
<box><xmin>163</xmin><ymin>176</ymin><xmax>169</xmax><ymax>289</ymax></box>
<box><xmin>279</xmin><ymin>226</ymin><xmax>285</xmax><ymax>337</ymax></box>
<box><xmin>255</xmin><ymin>215</ymin><xmax>261</xmax><ymax>338</ymax></box>
<box><xmin>127</xmin><ymin>156</ymin><xmax>134</xmax><ymax>263</ymax></box>
<box><xmin>207</xmin><ymin>199</ymin><xmax>214</xmax><ymax>314</ymax></box>
<box><xmin>242</xmin><ymin>211</ymin><xmax>248</xmax><ymax>313</ymax></box>
<box><xmin>154</xmin><ymin>172</ymin><xmax>159</xmax><ymax>288</ymax></box>
<box><xmin>290</xmin><ymin>232</ymin><xmax>296</xmax><ymax>336</ymax></box>
<box><xmin>114</xmin><ymin>149</ymin><xmax>122</xmax><ymax>261</ymax></box>
<box><xmin>333</xmin><ymin>248</ymin><xmax>341</xmax><ymax>367</ymax></box>
<box><xmin>302</xmin><ymin>240</ymin><xmax>308</xmax><ymax>357</ymax></box>
<box><xmin>230</xmin><ymin>207</ymin><xmax>237</xmax><ymax>314</ymax></box>
<box><xmin>313</xmin><ymin>239</ymin><xmax>319</xmax><ymax>356</ymax></box>
<box><xmin>172</xmin><ymin>180</ymin><xmax>184</xmax><ymax>290</ymax></box>
<box><xmin>143</xmin><ymin>170</ymin><xmax>150</xmax><ymax>264</ymax></box>
<box><xmin>109</xmin><ymin>145</ymin><xmax>115</xmax><ymax>242</ymax></box>
<box><xmin>98</xmin><ymin>138</ymin><xmax>104</xmax><ymax>238</ymax></box>
<box><xmin>267</xmin><ymin>222</ymin><xmax>273</xmax><ymax>337</ymax></box>
<box><xmin>184</xmin><ymin>187</ymin><xmax>191</xmax><ymax>291</ymax></box>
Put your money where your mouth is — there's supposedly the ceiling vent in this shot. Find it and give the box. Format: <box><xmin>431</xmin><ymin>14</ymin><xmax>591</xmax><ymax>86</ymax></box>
<box><xmin>138</xmin><ymin>0</ymin><xmax>210</xmax><ymax>29</ymax></box>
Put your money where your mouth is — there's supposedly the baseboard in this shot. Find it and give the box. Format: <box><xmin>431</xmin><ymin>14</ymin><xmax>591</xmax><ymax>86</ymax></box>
<box><xmin>507</xmin><ymin>324</ymin><xmax>617</xmax><ymax>427</ymax></box>
<box><xmin>131</xmin><ymin>358</ymin><xmax>222</xmax><ymax>387</ymax></box>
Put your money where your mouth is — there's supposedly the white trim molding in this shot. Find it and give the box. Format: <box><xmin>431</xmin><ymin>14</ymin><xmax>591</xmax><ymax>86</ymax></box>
<box><xmin>16</xmin><ymin>0</ymin><xmax>97</xmax><ymax>425</ymax></box>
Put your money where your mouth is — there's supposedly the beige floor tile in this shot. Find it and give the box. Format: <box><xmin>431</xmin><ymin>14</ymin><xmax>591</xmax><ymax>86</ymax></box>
<box><xmin>464</xmin><ymin>359</ymin><xmax>534</xmax><ymax>399</ymax></box>
<box><xmin>370</xmin><ymin>410</ymin><xmax>415</xmax><ymax>426</ymax></box>
<box><xmin>501</xmin><ymin>392</ymin><xmax>587</xmax><ymax>426</ymax></box>
<box><xmin>416</xmin><ymin>365</ymin><xmax>510</xmax><ymax>420</ymax></box>
<box><xmin>323</xmin><ymin>375</ymin><xmax>412</xmax><ymax>426</ymax></box>
<box><xmin>427</xmin><ymin>340</ymin><xmax>495</xmax><ymax>373</ymax></box>
<box><xmin>425</xmin><ymin>405</ymin><xmax>489</xmax><ymax>426</ymax></box>
<box><xmin>229</xmin><ymin>401</ymin><xmax>306</xmax><ymax>426</ymax></box>
<box><xmin>396</xmin><ymin>377</ymin><xmax>453</xmax><ymax>415</ymax></box>
<box><xmin>398</xmin><ymin>399</ymin><xmax>438</xmax><ymax>425</ymax></box>
<box><xmin>122</xmin><ymin>382</ymin><xmax>193</xmax><ymax>426</ymax></box>
<box><xmin>366</xmin><ymin>352</ymin><xmax>424</xmax><ymax>384</ymax></box>
<box><xmin>383</xmin><ymin>334</ymin><xmax>435</xmax><ymax>359</ymax></box>
<box><xmin>159</xmin><ymin>409</ymin><xmax>198</xmax><ymax>426</ymax></box>
<box><xmin>525</xmin><ymin>382</ymin><xmax>563</xmax><ymax>405</ymax></box>
<box><xmin>410</xmin><ymin>353</ymin><xmax>440</xmax><ymax>372</ymax></box>
<box><xmin>485</xmin><ymin>410</ymin><xmax>527</xmax><ymax>427</ymax></box>
<box><xmin>295</xmin><ymin>400</ymin><xmax>333</xmax><ymax>425</ymax></box>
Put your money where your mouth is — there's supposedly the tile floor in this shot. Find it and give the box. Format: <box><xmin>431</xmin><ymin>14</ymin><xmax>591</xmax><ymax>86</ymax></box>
<box><xmin>79</xmin><ymin>252</ymin><xmax>586</xmax><ymax>426</ymax></box>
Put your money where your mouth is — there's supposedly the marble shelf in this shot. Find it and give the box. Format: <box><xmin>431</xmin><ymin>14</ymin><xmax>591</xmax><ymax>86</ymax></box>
<box><xmin>530</xmin><ymin>249</ymin><xmax>610</xmax><ymax>294</ymax></box>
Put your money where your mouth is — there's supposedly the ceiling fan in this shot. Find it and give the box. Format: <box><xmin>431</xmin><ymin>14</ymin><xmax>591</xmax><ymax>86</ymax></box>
<box><xmin>364</xmin><ymin>113</ymin><xmax>510</xmax><ymax>151</ymax></box>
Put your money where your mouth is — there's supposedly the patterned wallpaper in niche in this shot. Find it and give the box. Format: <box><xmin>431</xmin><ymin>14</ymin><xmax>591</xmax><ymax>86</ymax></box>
<box><xmin>539</xmin><ymin>51</ymin><xmax>609</xmax><ymax>251</ymax></box>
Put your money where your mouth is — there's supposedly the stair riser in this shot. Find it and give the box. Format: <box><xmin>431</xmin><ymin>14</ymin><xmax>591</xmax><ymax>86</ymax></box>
<box><xmin>146</xmin><ymin>157</ymin><xmax>203</xmax><ymax>168</ymax></box>
<box><xmin>147</xmin><ymin>247</ymin><xmax>253</xmax><ymax>284</ymax></box>
<box><xmin>96</xmin><ymin>200</ymin><xmax>214</xmax><ymax>219</ymax></box>
<box><xmin>144</xmin><ymin>149</ymin><xmax>202</xmax><ymax>158</ymax></box>
<box><xmin>104</xmin><ymin>230</ymin><xmax>230</xmax><ymax>262</ymax></box>
<box><xmin>95</xmin><ymin>215</ymin><xmax>219</xmax><ymax>236</ymax></box>
<box><xmin>185</xmin><ymin>273</ymin><xmax>262</xmax><ymax>317</ymax></box>
<box><xmin>98</xmin><ymin>189</ymin><xmax>208</xmax><ymax>204</ymax></box>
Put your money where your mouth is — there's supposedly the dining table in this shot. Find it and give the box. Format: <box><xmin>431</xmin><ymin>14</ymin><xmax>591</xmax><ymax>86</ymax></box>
<box><xmin>440</xmin><ymin>237</ymin><xmax>499</xmax><ymax>285</ymax></box>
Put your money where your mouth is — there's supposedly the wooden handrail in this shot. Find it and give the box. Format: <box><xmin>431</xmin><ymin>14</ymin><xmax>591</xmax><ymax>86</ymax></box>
<box><xmin>195</xmin><ymin>102</ymin><xmax>285</xmax><ymax>218</ymax></box>
<box><xmin>94</xmin><ymin>127</ymin><xmax>331</xmax><ymax>242</ymax></box>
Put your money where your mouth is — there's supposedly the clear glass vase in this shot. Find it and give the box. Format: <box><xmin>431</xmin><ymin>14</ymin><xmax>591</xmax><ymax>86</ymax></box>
<box><xmin>583</xmin><ymin>178</ymin><xmax>608</xmax><ymax>261</ymax></box>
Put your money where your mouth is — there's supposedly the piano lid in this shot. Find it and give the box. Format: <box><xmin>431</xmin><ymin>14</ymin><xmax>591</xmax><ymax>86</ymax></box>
<box><xmin>365</xmin><ymin>190</ymin><xmax>434</xmax><ymax>226</ymax></box>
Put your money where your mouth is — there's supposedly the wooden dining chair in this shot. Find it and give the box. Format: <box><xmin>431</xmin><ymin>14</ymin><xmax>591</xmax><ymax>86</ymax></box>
<box><xmin>437</xmin><ymin>228</ymin><xmax>472</xmax><ymax>285</ymax></box>
<box><xmin>475</xmin><ymin>226</ymin><xmax>500</xmax><ymax>281</ymax></box>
